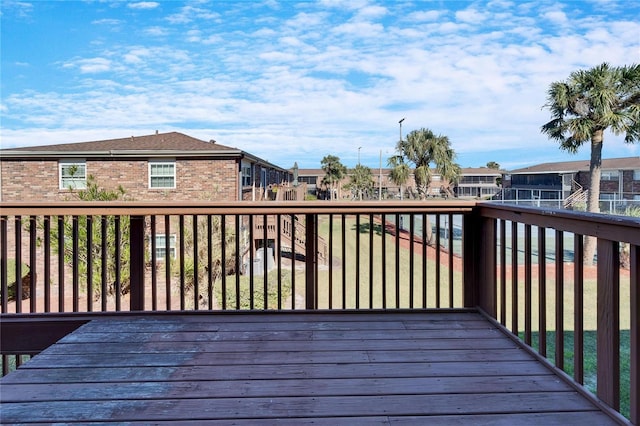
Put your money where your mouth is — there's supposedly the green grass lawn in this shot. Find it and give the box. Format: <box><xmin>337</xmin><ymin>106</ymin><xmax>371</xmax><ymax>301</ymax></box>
<box><xmin>314</xmin><ymin>215</ymin><xmax>462</xmax><ymax>309</ymax></box>
<box><xmin>500</xmin><ymin>263</ymin><xmax>632</xmax><ymax>420</ymax></box>
<box><xmin>523</xmin><ymin>330</ymin><xmax>631</xmax><ymax>419</ymax></box>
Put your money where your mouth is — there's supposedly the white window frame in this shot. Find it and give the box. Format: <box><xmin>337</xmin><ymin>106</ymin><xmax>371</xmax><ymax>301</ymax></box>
<box><xmin>601</xmin><ymin>170</ymin><xmax>619</xmax><ymax>181</ymax></box>
<box><xmin>152</xmin><ymin>234</ymin><xmax>177</xmax><ymax>260</ymax></box>
<box><xmin>149</xmin><ymin>161</ymin><xmax>176</xmax><ymax>189</ymax></box>
<box><xmin>633</xmin><ymin>170</ymin><xmax>640</xmax><ymax>181</ymax></box>
<box><xmin>242</xmin><ymin>163</ymin><xmax>253</xmax><ymax>187</ymax></box>
<box><xmin>59</xmin><ymin>160</ymin><xmax>87</xmax><ymax>190</ymax></box>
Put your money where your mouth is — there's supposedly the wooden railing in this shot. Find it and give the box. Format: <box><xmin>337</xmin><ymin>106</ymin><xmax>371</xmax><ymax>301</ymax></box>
<box><xmin>474</xmin><ymin>203</ymin><xmax>639</xmax><ymax>424</ymax></box>
<box><xmin>0</xmin><ymin>201</ymin><xmax>638</xmax><ymax>423</ymax></box>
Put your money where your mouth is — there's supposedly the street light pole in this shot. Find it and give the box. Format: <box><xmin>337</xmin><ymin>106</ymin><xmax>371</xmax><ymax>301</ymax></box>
<box><xmin>358</xmin><ymin>146</ymin><xmax>362</xmax><ymax>165</ymax></box>
<box><xmin>398</xmin><ymin>118</ymin><xmax>405</xmax><ymax>142</ymax></box>
<box><xmin>379</xmin><ymin>150</ymin><xmax>382</xmax><ymax>200</ymax></box>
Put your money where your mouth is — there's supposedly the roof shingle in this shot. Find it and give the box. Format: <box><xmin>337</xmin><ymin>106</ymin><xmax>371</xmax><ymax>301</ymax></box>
<box><xmin>3</xmin><ymin>132</ymin><xmax>236</xmax><ymax>153</ymax></box>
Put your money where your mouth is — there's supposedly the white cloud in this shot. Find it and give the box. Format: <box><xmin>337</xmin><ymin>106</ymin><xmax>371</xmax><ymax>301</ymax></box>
<box><xmin>543</xmin><ymin>10</ymin><xmax>568</xmax><ymax>25</ymax></box>
<box><xmin>127</xmin><ymin>2</ymin><xmax>159</xmax><ymax>10</ymax></box>
<box><xmin>455</xmin><ymin>9</ymin><xmax>488</xmax><ymax>24</ymax></box>
<box><xmin>2</xmin><ymin>0</ymin><xmax>639</xmax><ymax>169</ymax></box>
<box><xmin>407</xmin><ymin>10</ymin><xmax>443</xmax><ymax>22</ymax></box>
<box><xmin>144</xmin><ymin>26</ymin><xmax>168</xmax><ymax>36</ymax></box>
<box><xmin>63</xmin><ymin>57</ymin><xmax>112</xmax><ymax>74</ymax></box>
<box><xmin>92</xmin><ymin>18</ymin><xmax>122</xmax><ymax>26</ymax></box>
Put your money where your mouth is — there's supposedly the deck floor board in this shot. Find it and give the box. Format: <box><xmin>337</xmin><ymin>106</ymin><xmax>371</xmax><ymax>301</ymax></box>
<box><xmin>0</xmin><ymin>311</ymin><xmax>619</xmax><ymax>424</ymax></box>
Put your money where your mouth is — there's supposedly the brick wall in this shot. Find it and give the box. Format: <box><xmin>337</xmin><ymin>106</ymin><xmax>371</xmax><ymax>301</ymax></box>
<box><xmin>1</xmin><ymin>158</ymin><xmax>240</xmax><ymax>202</ymax></box>
<box><xmin>576</xmin><ymin>169</ymin><xmax>640</xmax><ymax>200</ymax></box>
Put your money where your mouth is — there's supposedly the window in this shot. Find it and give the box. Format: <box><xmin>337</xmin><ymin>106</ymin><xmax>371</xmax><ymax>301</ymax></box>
<box><xmin>152</xmin><ymin>234</ymin><xmax>176</xmax><ymax>260</ymax></box>
<box><xmin>601</xmin><ymin>171</ymin><xmax>619</xmax><ymax>181</ymax></box>
<box><xmin>634</xmin><ymin>170</ymin><xmax>640</xmax><ymax>181</ymax></box>
<box><xmin>59</xmin><ymin>161</ymin><xmax>87</xmax><ymax>189</ymax></box>
<box><xmin>242</xmin><ymin>164</ymin><xmax>253</xmax><ymax>187</ymax></box>
<box><xmin>149</xmin><ymin>161</ymin><xmax>176</xmax><ymax>189</ymax></box>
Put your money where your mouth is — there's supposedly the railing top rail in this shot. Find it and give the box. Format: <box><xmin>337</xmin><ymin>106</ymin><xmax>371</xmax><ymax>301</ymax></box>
<box><xmin>479</xmin><ymin>202</ymin><xmax>640</xmax><ymax>245</ymax></box>
<box><xmin>0</xmin><ymin>200</ymin><xmax>477</xmax><ymax>216</ymax></box>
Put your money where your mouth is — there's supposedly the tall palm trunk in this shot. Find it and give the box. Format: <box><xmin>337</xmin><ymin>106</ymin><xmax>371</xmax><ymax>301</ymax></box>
<box><xmin>583</xmin><ymin>129</ymin><xmax>603</xmax><ymax>265</ymax></box>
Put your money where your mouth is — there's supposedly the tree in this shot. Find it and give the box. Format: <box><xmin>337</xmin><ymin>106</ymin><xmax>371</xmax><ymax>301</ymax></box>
<box><xmin>346</xmin><ymin>164</ymin><xmax>375</xmax><ymax>200</ymax></box>
<box><xmin>392</xmin><ymin>128</ymin><xmax>460</xmax><ymax>199</ymax></box>
<box><xmin>41</xmin><ymin>175</ymin><xmax>132</xmax><ymax>298</ymax></box>
<box><xmin>486</xmin><ymin>161</ymin><xmax>500</xmax><ymax>170</ymax></box>
<box><xmin>541</xmin><ymin>63</ymin><xmax>640</xmax><ymax>263</ymax></box>
<box><xmin>387</xmin><ymin>155</ymin><xmax>411</xmax><ymax>199</ymax></box>
<box><xmin>320</xmin><ymin>155</ymin><xmax>347</xmax><ymax>200</ymax></box>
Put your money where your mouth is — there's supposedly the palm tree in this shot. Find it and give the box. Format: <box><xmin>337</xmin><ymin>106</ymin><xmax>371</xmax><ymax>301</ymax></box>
<box><xmin>387</xmin><ymin>155</ymin><xmax>411</xmax><ymax>199</ymax></box>
<box><xmin>320</xmin><ymin>155</ymin><xmax>347</xmax><ymax>200</ymax></box>
<box><xmin>347</xmin><ymin>164</ymin><xmax>375</xmax><ymax>200</ymax></box>
<box><xmin>541</xmin><ymin>62</ymin><xmax>640</xmax><ymax>264</ymax></box>
<box><xmin>393</xmin><ymin>128</ymin><xmax>460</xmax><ymax>199</ymax></box>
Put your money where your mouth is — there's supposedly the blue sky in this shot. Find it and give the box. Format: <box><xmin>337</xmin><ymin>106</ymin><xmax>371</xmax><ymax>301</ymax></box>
<box><xmin>1</xmin><ymin>0</ymin><xmax>639</xmax><ymax>170</ymax></box>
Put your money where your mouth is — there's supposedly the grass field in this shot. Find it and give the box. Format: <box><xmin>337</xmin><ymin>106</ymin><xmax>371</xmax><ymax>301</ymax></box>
<box><xmin>314</xmin><ymin>215</ymin><xmax>463</xmax><ymax>309</ymax></box>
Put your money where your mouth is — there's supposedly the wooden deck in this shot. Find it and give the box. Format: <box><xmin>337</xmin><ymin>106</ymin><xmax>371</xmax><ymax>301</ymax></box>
<box><xmin>0</xmin><ymin>310</ymin><xmax>619</xmax><ymax>425</ymax></box>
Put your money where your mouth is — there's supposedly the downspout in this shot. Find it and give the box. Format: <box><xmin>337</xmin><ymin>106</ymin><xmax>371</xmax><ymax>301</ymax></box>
<box><xmin>237</xmin><ymin>155</ymin><xmax>244</xmax><ymax>201</ymax></box>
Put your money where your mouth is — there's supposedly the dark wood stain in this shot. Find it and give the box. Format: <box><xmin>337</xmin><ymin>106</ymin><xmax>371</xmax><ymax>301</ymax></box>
<box><xmin>0</xmin><ymin>311</ymin><xmax>619</xmax><ymax>424</ymax></box>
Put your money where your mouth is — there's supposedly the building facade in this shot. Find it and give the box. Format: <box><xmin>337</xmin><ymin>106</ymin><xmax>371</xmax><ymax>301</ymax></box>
<box><xmin>0</xmin><ymin>132</ymin><xmax>291</xmax><ymax>202</ymax></box>
<box><xmin>500</xmin><ymin>157</ymin><xmax>640</xmax><ymax>210</ymax></box>
<box><xmin>299</xmin><ymin>167</ymin><xmax>501</xmax><ymax>200</ymax></box>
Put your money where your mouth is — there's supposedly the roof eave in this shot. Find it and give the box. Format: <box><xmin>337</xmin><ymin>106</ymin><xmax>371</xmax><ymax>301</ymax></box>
<box><xmin>0</xmin><ymin>149</ymin><xmax>243</xmax><ymax>158</ymax></box>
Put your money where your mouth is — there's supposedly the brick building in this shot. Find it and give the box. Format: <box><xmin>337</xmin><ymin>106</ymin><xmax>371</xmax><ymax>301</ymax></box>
<box><xmin>0</xmin><ymin>131</ymin><xmax>291</xmax><ymax>202</ymax></box>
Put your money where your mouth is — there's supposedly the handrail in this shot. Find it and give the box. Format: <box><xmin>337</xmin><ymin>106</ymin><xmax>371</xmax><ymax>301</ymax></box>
<box><xmin>0</xmin><ymin>200</ymin><xmax>477</xmax><ymax>216</ymax></box>
<box><xmin>478</xmin><ymin>203</ymin><xmax>640</xmax><ymax>245</ymax></box>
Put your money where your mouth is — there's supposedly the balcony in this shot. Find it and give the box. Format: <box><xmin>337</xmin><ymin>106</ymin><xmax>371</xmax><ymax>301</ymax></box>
<box><xmin>1</xmin><ymin>201</ymin><xmax>638</xmax><ymax>424</ymax></box>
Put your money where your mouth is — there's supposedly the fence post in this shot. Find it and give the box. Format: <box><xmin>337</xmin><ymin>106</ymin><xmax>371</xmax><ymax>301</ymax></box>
<box><xmin>463</xmin><ymin>208</ymin><xmax>496</xmax><ymax>316</ymax></box>
<box><xmin>597</xmin><ymin>238</ymin><xmax>620</xmax><ymax>411</ymax></box>
<box><xmin>478</xmin><ymin>216</ymin><xmax>497</xmax><ymax>317</ymax></box>
<box><xmin>463</xmin><ymin>211</ymin><xmax>479</xmax><ymax>308</ymax></box>
<box><xmin>129</xmin><ymin>215</ymin><xmax>145</xmax><ymax>311</ymax></box>
<box><xmin>305</xmin><ymin>214</ymin><xmax>317</xmax><ymax>309</ymax></box>
<box><xmin>631</xmin><ymin>243</ymin><xmax>639</xmax><ymax>425</ymax></box>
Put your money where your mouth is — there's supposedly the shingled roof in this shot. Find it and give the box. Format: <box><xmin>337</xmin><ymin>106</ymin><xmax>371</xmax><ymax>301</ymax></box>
<box><xmin>2</xmin><ymin>132</ymin><xmax>236</xmax><ymax>153</ymax></box>
<box><xmin>509</xmin><ymin>157</ymin><xmax>639</xmax><ymax>174</ymax></box>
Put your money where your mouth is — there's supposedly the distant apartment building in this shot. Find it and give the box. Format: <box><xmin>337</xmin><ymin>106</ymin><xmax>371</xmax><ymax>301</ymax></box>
<box><xmin>500</xmin><ymin>157</ymin><xmax>640</xmax><ymax>210</ymax></box>
<box><xmin>299</xmin><ymin>167</ymin><xmax>502</xmax><ymax>200</ymax></box>
<box><xmin>454</xmin><ymin>167</ymin><xmax>503</xmax><ymax>199</ymax></box>
<box><xmin>0</xmin><ymin>131</ymin><xmax>291</xmax><ymax>202</ymax></box>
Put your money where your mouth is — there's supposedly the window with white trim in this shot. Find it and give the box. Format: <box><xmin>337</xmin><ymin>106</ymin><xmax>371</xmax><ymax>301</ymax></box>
<box><xmin>242</xmin><ymin>164</ymin><xmax>253</xmax><ymax>187</ymax></box>
<box><xmin>633</xmin><ymin>170</ymin><xmax>640</xmax><ymax>181</ymax></box>
<box><xmin>152</xmin><ymin>234</ymin><xmax>176</xmax><ymax>260</ymax></box>
<box><xmin>149</xmin><ymin>161</ymin><xmax>176</xmax><ymax>189</ymax></box>
<box><xmin>59</xmin><ymin>161</ymin><xmax>87</xmax><ymax>190</ymax></box>
<box><xmin>600</xmin><ymin>170</ymin><xmax>619</xmax><ymax>181</ymax></box>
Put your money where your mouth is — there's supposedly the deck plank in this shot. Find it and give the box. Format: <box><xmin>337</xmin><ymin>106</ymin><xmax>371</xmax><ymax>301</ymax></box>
<box><xmin>0</xmin><ymin>311</ymin><xmax>619</xmax><ymax>424</ymax></box>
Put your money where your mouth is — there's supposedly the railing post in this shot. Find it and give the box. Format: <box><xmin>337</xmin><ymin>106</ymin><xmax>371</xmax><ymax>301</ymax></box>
<box><xmin>130</xmin><ymin>215</ymin><xmax>145</xmax><ymax>311</ymax></box>
<box><xmin>305</xmin><ymin>214</ymin><xmax>317</xmax><ymax>310</ymax></box>
<box><xmin>479</xmin><ymin>216</ymin><xmax>497</xmax><ymax>317</ymax></box>
<box><xmin>631</xmin><ymin>243</ymin><xmax>639</xmax><ymax>425</ymax></box>
<box><xmin>463</xmin><ymin>209</ymin><xmax>496</xmax><ymax>316</ymax></box>
<box><xmin>597</xmin><ymin>238</ymin><xmax>620</xmax><ymax>411</ymax></box>
<box><xmin>463</xmin><ymin>211</ymin><xmax>479</xmax><ymax>308</ymax></box>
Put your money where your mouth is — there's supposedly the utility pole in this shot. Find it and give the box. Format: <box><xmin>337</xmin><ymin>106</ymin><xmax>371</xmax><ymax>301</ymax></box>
<box><xmin>398</xmin><ymin>118</ymin><xmax>405</xmax><ymax>200</ymax></box>
<box><xmin>379</xmin><ymin>150</ymin><xmax>382</xmax><ymax>200</ymax></box>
